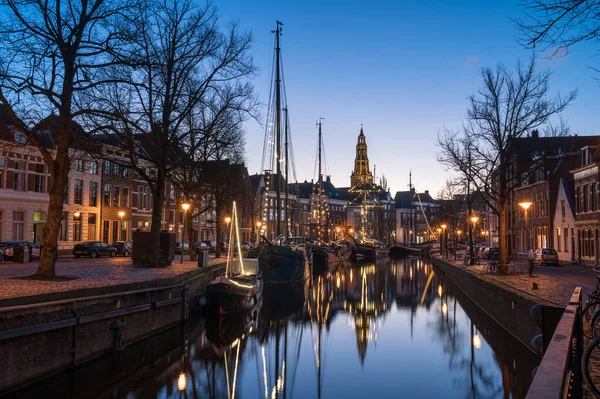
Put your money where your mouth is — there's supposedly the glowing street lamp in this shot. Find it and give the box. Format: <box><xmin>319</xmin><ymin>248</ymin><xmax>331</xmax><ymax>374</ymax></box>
<box><xmin>181</xmin><ymin>203</ymin><xmax>190</xmax><ymax>264</ymax></box>
<box><xmin>118</xmin><ymin>211</ymin><xmax>125</xmax><ymax>242</ymax></box>
<box><xmin>441</xmin><ymin>224</ymin><xmax>448</xmax><ymax>258</ymax></box>
<box><xmin>519</xmin><ymin>201</ymin><xmax>533</xmax><ymax>252</ymax></box>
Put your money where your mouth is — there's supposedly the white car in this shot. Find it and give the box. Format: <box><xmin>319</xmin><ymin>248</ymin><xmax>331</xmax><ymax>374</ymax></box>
<box><xmin>534</xmin><ymin>248</ymin><xmax>559</xmax><ymax>266</ymax></box>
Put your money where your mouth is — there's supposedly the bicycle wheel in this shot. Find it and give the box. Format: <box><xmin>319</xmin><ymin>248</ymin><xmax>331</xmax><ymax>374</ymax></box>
<box><xmin>582</xmin><ymin>337</ymin><xmax>600</xmax><ymax>398</ymax></box>
<box><xmin>592</xmin><ymin>309</ymin><xmax>600</xmax><ymax>339</ymax></box>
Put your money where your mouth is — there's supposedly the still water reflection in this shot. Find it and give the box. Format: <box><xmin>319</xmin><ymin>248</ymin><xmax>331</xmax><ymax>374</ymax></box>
<box><xmin>12</xmin><ymin>257</ymin><xmax>540</xmax><ymax>399</ymax></box>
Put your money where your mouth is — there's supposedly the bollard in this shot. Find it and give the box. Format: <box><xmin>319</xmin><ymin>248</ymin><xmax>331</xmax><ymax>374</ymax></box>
<box><xmin>532</xmin><ymin>282</ymin><xmax>539</xmax><ymax>290</ymax></box>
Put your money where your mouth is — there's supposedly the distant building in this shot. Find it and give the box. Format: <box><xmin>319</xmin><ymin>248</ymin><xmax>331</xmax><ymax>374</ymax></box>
<box><xmin>552</xmin><ymin>179</ymin><xmax>576</xmax><ymax>262</ymax></box>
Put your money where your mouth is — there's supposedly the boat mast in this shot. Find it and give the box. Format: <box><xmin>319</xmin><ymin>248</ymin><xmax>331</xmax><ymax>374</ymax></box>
<box><xmin>317</xmin><ymin>118</ymin><xmax>324</xmax><ymax>245</ymax></box>
<box><xmin>275</xmin><ymin>21</ymin><xmax>283</xmax><ymax>237</ymax></box>
<box><xmin>284</xmin><ymin>107</ymin><xmax>289</xmax><ymax>238</ymax></box>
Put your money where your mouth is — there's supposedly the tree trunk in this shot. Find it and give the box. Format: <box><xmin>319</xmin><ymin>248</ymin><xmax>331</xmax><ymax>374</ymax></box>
<box><xmin>149</xmin><ymin>167</ymin><xmax>167</xmax><ymax>267</ymax></box>
<box><xmin>187</xmin><ymin>211</ymin><xmax>197</xmax><ymax>261</ymax></box>
<box><xmin>37</xmin><ymin>154</ymin><xmax>69</xmax><ymax>277</ymax></box>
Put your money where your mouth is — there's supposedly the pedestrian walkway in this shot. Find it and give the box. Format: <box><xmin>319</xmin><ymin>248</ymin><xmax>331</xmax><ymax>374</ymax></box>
<box><xmin>438</xmin><ymin>256</ymin><xmax>575</xmax><ymax>307</ymax></box>
<box><xmin>0</xmin><ymin>255</ymin><xmax>227</xmax><ymax>306</ymax></box>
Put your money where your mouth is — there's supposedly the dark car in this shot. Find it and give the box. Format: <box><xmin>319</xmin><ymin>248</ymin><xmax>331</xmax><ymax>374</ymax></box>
<box><xmin>0</xmin><ymin>240</ymin><xmax>40</xmax><ymax>260</ymax></box>
<box><xmin>73</xmin><ymin>242</ymin><xmax>117</xmax><ymax>258</ymax></box>
<box><xmin>112</xmin><ymin>241</ymin><xmax>133</xmax><ymax>257</ymax></box>
<box><xmin>175</xmin><ymin>242</ymin><xmax>190</xmax><ymax>255</ymax></box>
<box><xmin>202</xmin><ymin>240</ymin><xmax>216</xmax><ymax>253</ymax></box>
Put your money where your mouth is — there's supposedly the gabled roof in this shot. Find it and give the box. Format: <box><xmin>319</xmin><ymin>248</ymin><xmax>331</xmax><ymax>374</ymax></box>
<box><xmin>415</xmin><ymin>191</ymin><xmax>435</xmax><ymax>203</ymax></box>
<box><xmin>394</xmin><ymin>190</ymin><xmax>414</xmax><ymax>208</ymax></box>
<box><xmin>33</xmin><ymin>115</ymin><xmax>99</xmax><ymax>152</ymax></box>
<box><xmin>560</xmin><ymin>178</ymin><xmax>576</xmax><ymax>217</ymax></box>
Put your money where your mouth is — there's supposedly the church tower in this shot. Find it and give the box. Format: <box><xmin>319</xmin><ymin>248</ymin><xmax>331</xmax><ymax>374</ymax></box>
<box><xmin>350</xmin><ymin>126</ymin><xmax>374</xmax><ymax>187</ymax></box>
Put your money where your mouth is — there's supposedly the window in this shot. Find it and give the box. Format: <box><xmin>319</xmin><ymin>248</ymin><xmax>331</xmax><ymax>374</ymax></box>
<box><xmin>88</xmin><ymin>214</ymin><xmax>97</xmax><ymax>241</ymax></box>
<box><xmin>13</xmin><ymin>161</ymin><xmax>26</xmax><ymax>192</ymax></box>
<box><xmin>122</xmin><ymin>167</ymin><xmax>128</xmax><ymax>178</ymax></box>
<box><xmin>59</xmin><ymin>212</ymin><xmax>68</xmax><ymax>241</ymax></box>
<box><xmin>89</xmin><ymin>182</ymin><xmax>98</xmax><ymax>207</ymax></box>
<box><xmin>113</xmin><ymin>186</ymin><xmax>120</xmax><ymax>207</ymax></box>
<box><xmin>121</xmin><ymin>187</ymin><xmax>129</xmax><ymax>208</ymax></box>
<box><xmin>14</xmin><ymin>131</ymin><xmax>27</xmax><ymax>144</ymax></box>
<box><xmin>104</xmin><ymin>160</ymin><xmax>111</xmax><ymax>175</ymax></box>
<box><xmin>561</xmin><ymin>200</ymin><xmax>566</xmax><ymax>222</ymax></box>
<box><xmin>102</xmin><ymin>220</ymin><xmax>109</xmax><ymax>243</ymax></box>
<box><xmin>169</xmin><ymin>185</ymin><xmax>175</xmax><ymax>205</ymax></box>
<box><xmin>104</xmin><ymin>185</ymin><xmax>111</xmax><ymax>206</ymax></box>
<box><xmin>63</xmin><ymin>183</ymin><xmax>69</xmax><ymax>204</ymax></box>
<box><xmin>12</xmin><ymin>211</ymin><xmax>24</xmax><ymax>240</ymax></box>
<box><xmin>169</xmin><ymin>210</ymin><xmax>175</xmax><ymax>224</ymax></box>
<box><xmin>73</xmin><ymin>212</ymin><xmax>82</xmax><ymax>241</ymax></box>
<box><xmin>74</xmin><ymin>180</ymin><xmax>83</xmax><ymax>205</ymax></box>
<box><xmin>89</xmin><ymin>162</ymin><xmax>98</xmax><ymax>175</ymax></box>
<box><xmin>112</xmin><ymin>220</ymin><xmax>119</xmax><ymax>243</ymax></box>
<box><xmin>557</xmin><ymin>227</ymin><xmax>561</xmax><ymax>251</ymax></box>
<box><xmin>74</xmin><ymin>159</ymin><xmax>84</xmax><ymax>172</ymax></box>
<box><xmin>34</xmin><ymin>164</ymin><xmax>45</xmax><ymax>173</ymax></box>
<box><xmin>113</xmin><ymin>163</ymin><xmax>120</xmax><ymax>177</ymax></box>
<box><xmin>564</xmin><ymin>228</ymin><xmax>569</xmax><ymax>253</ymax></box>
<box><xmin>34</xmin><ymin>175</ymin><xmax>45</xmax><ymax>193</ymax></box>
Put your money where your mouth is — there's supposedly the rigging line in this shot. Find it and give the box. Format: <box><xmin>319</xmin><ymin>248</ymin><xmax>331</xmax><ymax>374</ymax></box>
<box><xmin>414</xmin><ymin>191</ymin><xmax>438</xmax><ymax>239</ymax></box>
<box><xmin>261</xmin><ymin>38</ymin><xmax>277</xmax><ymax>173</ymax></box>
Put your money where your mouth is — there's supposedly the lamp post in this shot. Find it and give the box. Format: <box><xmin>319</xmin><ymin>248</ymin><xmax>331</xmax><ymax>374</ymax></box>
<box><xmin>118</xmin><ymin>211</ymin><xmax>125</xmax><ymax>241</ymax></box>
<box><xmin>441</xmin><ymin>224</ymin><xmax>447</xmax><ymax>259</ymax></box>
<box><xmin>256</xmin><ymin>221</ymin><xmax>262</xmax><ymax>244</ymax></box>
<box><xmin>519</xmin><ymin>201</ymin><xmax>532</xmax><ymax>253</ymax></box>
<box><xmin>470</xmin><ymin>216</ymin><xmax>479</xmax><ymax>263</ymax></box>
<box><xmin>180</xmin><ymin>203</ymin><xmax>190</xmax><ymax>264</ymax></box>
<box><xmin>225</xmin><ymin>216</ymin><xmax>231</xmax><ymax>246</ymax></box>
<box><xmin>437</xmin><ymin>227</ymin><xmax>442</xmax><ymax>255</ymax></box>
<box><xmin>456</xmin><ymin>229</ymin><xmax>462</xmax><ymax>260</ymax></box>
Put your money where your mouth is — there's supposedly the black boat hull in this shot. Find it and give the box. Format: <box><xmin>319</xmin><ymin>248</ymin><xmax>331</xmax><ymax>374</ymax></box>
<box><xmin>249</xmin><ymin>244</ymin><xmax>309</xmax><ymax>283</ymax></box>
<box><xmin>204</xmin><ymin>275</ymin><xmax>263</xmax><ymax>316</ymax></box>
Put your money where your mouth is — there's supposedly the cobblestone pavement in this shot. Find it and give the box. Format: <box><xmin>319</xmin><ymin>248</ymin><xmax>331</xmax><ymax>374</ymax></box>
<box><xmin>0</xmin><ymin>255</ymin><xmax>227</xmax><ymax>303</ymax></box>
<box><xmin>441</xmin><ymin>257</ymin><xmax>576</xmax><ymax>307</ymax></box>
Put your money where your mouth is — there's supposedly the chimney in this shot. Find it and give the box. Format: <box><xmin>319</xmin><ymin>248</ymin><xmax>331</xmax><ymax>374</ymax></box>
<box><xmin>425</xmin><ymin>190</ymin><xmax>429</xmax><ymax>195</ymax></box>
<box><xmin>532</xmin><ymin>129</ymin><xmax>539</xmax><ymax>139</ymax></box>
<box><xmin>326</xmin><ymin>175</ymin><xmax>331</xmax><ymax>183</ymax></box>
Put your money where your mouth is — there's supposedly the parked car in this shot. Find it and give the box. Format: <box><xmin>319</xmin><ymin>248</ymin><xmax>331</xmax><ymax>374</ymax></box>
<box><xmin>73</xmin><ymin>242</ymin><xmax>117</xmax><ymax>258</ymax></box>
<box><xmin>175</xmin><ymin>242</ymin><xmax>190</xmax><ymax>255</ymax></box>
<box><xmin>0</xmin><ymin>241</ymin><xmax>41</xmax><ymax>260</ymax></box>
<box><xmin>534</xmin><ymin>248</ymin><xmax>559</xmax><ymax>266</ymax></box>
<box><xmin>202</xmin><ymin>240</ymin><xmax>217</xmax><ymax>252</ymax></box>
<box><xmin>194</xmin><ymin>241</ymin><xmax>209</xmax><ymax>253</ymax></box>
<box><xmin>112</xmin><ymin>241</ymin><xmax>133</xmax><ymax>256</ymax></box>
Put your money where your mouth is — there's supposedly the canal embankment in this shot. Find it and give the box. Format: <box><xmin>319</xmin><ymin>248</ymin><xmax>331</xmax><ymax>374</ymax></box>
<box><xmin>0</xmin><ymin>258</ymin><xmax>226</xmax><ymax>394</ymax></box>
<box><xmin>431</xmin><ymin>256</ymin><xmax>575</xmax><ymax>354</ymax></box>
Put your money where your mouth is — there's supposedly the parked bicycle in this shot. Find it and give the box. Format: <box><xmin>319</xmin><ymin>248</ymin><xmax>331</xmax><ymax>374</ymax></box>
<box><xmin>462</xmin><ymin>254</ymin><xmax>481</xmax><ymax>266</ymax></box>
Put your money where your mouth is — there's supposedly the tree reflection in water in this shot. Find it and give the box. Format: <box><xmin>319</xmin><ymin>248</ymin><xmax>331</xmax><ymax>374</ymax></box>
<box><xmin>9</xmin><ymin>257</ymin><xmax>539</xmax><ymax>399</ymax></box>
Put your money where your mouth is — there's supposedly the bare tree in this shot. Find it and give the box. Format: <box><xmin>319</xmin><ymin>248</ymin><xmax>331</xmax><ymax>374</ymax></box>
<box><xmin>95</xmin><ymin>0</ymin><xmax>256</xmax><ymax>265</ymax></box>
<box><xmin>516</xmin><ymin>1</ymin><xmax>600</xmax><ymax>55</ymax></box>
<box><xmin>0</xmin><ymin>0</ymin><xmax>134</xmax><ymax>277</ymax></box>
<box><xmin>439</xmin><ymin>58</ymin><xmax>575</xmax><ymax>271</ymax></box>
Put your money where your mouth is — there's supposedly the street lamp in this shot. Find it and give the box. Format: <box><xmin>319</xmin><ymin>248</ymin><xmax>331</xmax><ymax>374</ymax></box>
<box><xmin>118</xmin><ymin>211</ymin><xmax>125</xmax><ymax>241</ymax></box>
<box><xmin>225</xmin><ymin>216</ymin><xmax>231</xmax><ymax>246</ymax></box>
<box><xmin>181</xmin><ymin>203</ymin><xmax>190</xmax><ymax>264</ymax></box>
<box><xmin>455</xmin><ymin>229</ymin><xmax>462</xmax><ymax>260</ymax></box>
<box><xmin>519</xmin><ymin>201</ymin><xmax>532</xmax><ymax>253</ymax></box>
<box><xmin>441</xmin><ymin>224</ymin><xmax>447</xmax><ymax>259</ymax></box>
<box><xmin>256</xmin><ymin>221</ymin><xmax>262</xmax><ymax>244</ymax></box>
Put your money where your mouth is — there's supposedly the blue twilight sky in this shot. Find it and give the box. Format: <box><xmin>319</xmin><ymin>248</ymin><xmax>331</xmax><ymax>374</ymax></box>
<box><xmin>216</xmin><ymin>0</ymin><xmax>600</xmax><ymax>196</ymax></box>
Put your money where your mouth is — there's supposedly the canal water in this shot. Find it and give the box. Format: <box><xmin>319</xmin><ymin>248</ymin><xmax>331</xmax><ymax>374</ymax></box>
<box><xmin>11</xmin><ymin>257</ymin><xmax>540</xmax><ymax>398</ymax></box>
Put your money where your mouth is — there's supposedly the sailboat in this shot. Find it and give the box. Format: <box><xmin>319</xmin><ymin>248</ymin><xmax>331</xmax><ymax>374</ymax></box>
<box><xmin>203</xmin><ymin>201</ymin><xmax>263</xmax><ymax>315</ymax></box>
<box><xmin>248</xmin><ymin>21</ymin><xmax>309</xmax><ymax>284</ymax></box>
<box><xmin>309</xmin><ymin>119</ymin><xmax>352</xmax><ymax>269</ymax></box>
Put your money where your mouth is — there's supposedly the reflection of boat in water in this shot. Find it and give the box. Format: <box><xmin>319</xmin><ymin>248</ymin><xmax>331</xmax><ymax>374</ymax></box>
<box><xmin>205</xmin><ymin>300</ymin><xmax>262</xmax><ymax>354</ymax></box>
<box><xmin>308</xmin><ymin>274</ymin><xmax>332</xmax><ymax>399</ymax></box>
<box><xmin>204</xmin><ymin>202</ymin><xmax>263</xmax><ymax>316</ymax></box>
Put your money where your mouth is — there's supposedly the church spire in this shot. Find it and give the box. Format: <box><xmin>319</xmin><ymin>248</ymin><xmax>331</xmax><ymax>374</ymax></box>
<box><xmin>350</xmin><ymin>125</ymin><xmax>373</xmax><ymax>187</ymax></box>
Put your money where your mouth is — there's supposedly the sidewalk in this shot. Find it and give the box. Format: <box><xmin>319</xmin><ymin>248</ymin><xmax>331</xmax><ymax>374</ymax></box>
<box><xmin>0</xmin><ymin>255</ymin><xmax>227</xmax><ymax>306</ymax></box>
<box><xmin>436</xmin><ymin>255</ymin><xmax>575</xmax><ymax>307</ymax></box>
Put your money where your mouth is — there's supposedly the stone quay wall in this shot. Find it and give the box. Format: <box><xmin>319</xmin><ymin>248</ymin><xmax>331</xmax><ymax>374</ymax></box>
<box><xmin>0</xmin><ymin>263</ymin><xmax>225</xmax><ymax>394</ymax></box>
<box><xmin>431</xmin><ymin>257</ymin><xmax>567</xmax><ymax>354</ymax></box>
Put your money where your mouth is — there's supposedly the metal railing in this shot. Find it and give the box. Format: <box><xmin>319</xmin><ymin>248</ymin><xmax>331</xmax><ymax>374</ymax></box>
<box><xmin>526</xmin><ymin>287</ymin><xmax>582</xmax><ymax>399</ymax></box>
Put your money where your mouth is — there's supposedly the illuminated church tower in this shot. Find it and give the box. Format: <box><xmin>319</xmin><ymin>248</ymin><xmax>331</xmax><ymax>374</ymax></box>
<box><xmin>350</xmin><ymin>125</ymin><xmax>374</xmax><ymax>187</ymax></box>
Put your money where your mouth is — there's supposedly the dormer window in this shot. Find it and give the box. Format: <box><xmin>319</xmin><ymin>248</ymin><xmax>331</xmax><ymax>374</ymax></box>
<box><xmin>14</xmin><ymin>131</ymin><xmax>26</xmax><ymax>144</ymax></box>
